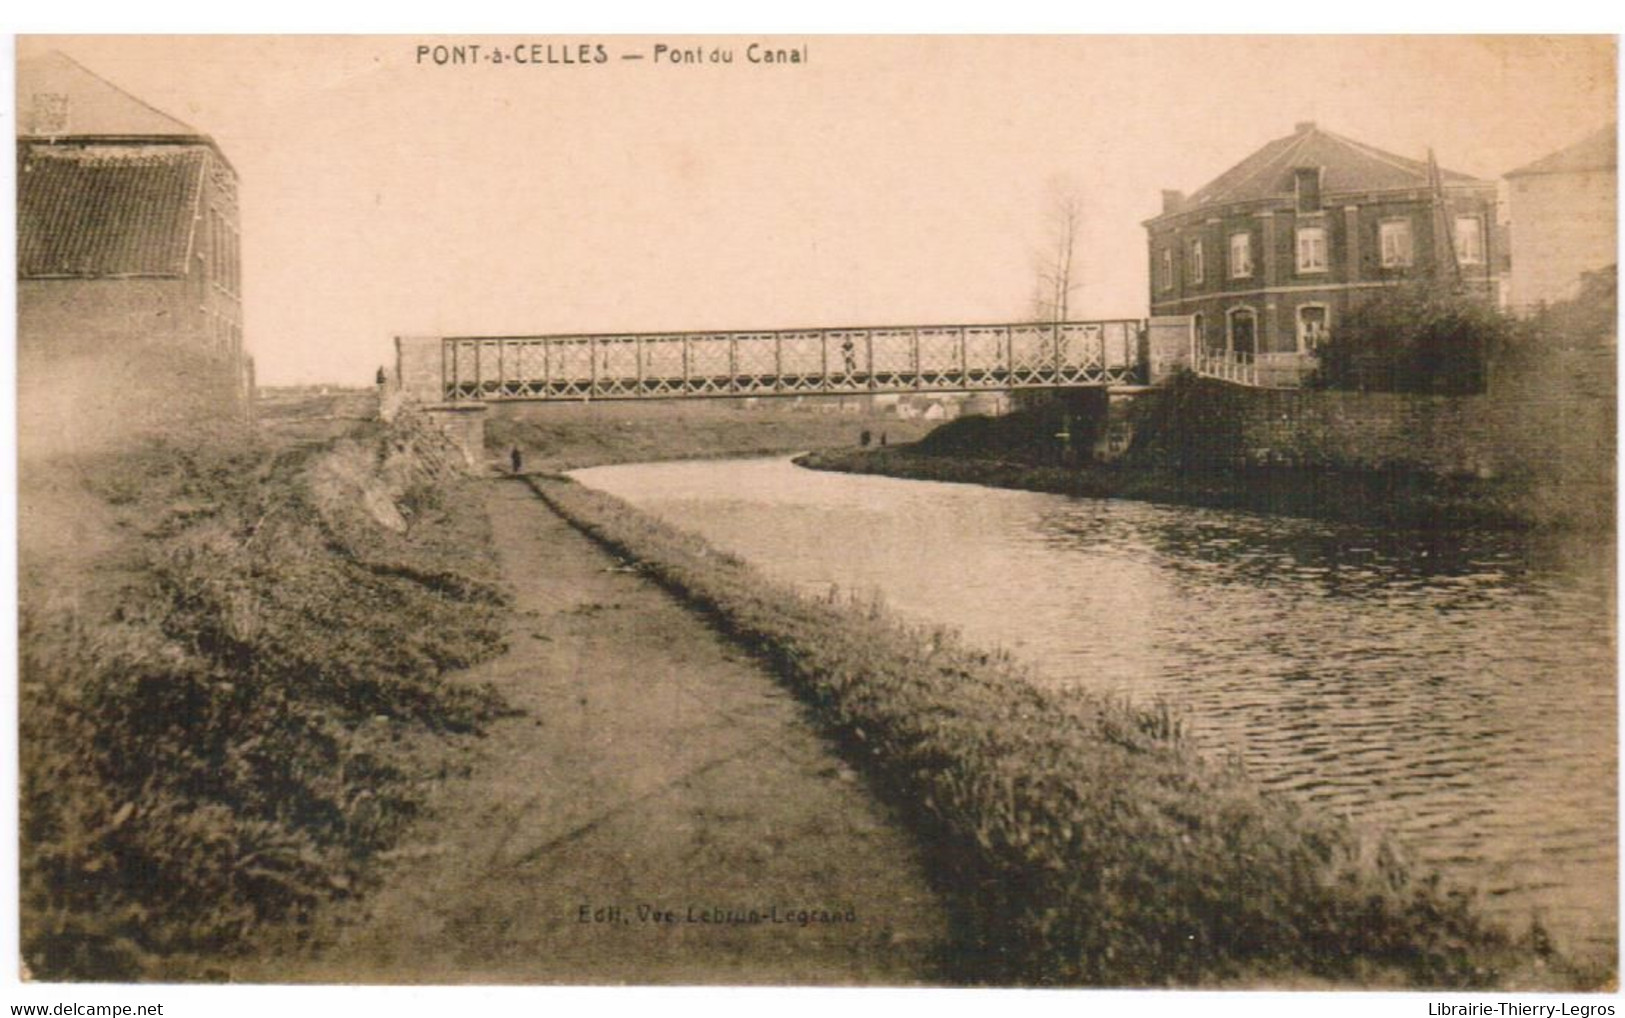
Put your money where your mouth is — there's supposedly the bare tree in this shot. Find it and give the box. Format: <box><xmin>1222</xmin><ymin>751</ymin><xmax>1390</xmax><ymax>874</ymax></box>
<box><xmin>1030</xmin><ymin>181</ymin><xmax>1085</xmax><ymax>326</ymax></box>
<box><xmin>1012</xmin><ymin>181</ymin><xmax>1087</xmax><ymax>414</ymax></box>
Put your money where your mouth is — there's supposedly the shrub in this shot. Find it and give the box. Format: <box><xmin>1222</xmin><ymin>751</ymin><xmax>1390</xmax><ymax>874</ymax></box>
<box><xmin>1522</xmin><ymin>264</ymin><xmax>1618</xmax><ymax>349</ymax></box>
<box><xmin>913</xmin><ymin>396</ymin><xmax>1103</xmax><ymax>465</ymax></box>
<box><xmin>1311</xmin><ymin>284</ymin><xmax>1521</xmax><ymax>394</ymax></box>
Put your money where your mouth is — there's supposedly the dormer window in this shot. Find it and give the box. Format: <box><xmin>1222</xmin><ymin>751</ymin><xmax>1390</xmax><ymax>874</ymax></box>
<box><xmin>1294</xmin><ymin>166</ymin><xmax>1322</xmax><ymax>213</ymax></box>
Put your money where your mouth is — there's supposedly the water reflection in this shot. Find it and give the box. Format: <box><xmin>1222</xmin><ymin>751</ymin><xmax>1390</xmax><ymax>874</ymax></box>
<box><xmin>571</xmin><ymin>456</ymin><xmax>1617</xmax><ymax>964</ymax></box>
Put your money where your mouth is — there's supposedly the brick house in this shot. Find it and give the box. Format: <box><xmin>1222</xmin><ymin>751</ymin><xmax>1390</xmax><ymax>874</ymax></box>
<box><xmin>1144</xmin><ymin>122</ymin><xmax>1503</xmax><ymax>373</ymax></box>
<box><xmin>1505</xmin><ymin>126</ymin><xmax>1617</xmax><ymax>313</ymax></box>
<box><xmin>17</xmin><ymin>51</ymin><xmax>252</xmax><ymax>447</ymax></box>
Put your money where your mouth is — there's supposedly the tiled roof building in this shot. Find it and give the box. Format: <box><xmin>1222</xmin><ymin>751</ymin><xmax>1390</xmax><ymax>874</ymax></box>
<box><xmin>16</xmin><ymin>51</ymin><xmax>251</xmax><ymax>449</ymax></box>
<box><xmin>1144</xmin><ymin>122</ymin><xmax>1503</xmax><ymax>369</ymax></box>
<box><xmin>1505</xmin><ymin>126</ymin><xmax>1617</xmax><ymax>312</ymax></box>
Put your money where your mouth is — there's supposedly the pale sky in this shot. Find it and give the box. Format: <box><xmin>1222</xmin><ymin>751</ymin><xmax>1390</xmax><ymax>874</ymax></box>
<box><xmin>14</xmin><ymin>35</ymin><xmax>1618</xmax><ymax>385</ymax></box>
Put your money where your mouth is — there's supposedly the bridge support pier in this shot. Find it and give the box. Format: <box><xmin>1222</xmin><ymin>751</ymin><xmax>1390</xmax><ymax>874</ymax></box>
<box><xmin>420</xmin><ymin>403</ymin><xmax>488</xmax><ymax>472</ymax></box>
<box><xmin>1096</xmin><ymin>392</ymin><xmax>1142</xmax><ymax>462</ymax></box>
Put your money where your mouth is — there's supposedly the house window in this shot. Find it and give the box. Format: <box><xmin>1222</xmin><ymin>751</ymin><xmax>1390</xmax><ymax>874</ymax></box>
<box><xmin>1297</xmin><ymin>304</ymin><xmax>1329</xmax><ymax>352</ymax></box>
<box><xmin>1159</xmin><ymin>248</ymin><xmax>1173</xmax><ymax>292</ymax></box>
<box><xmin>1380</xmin><ymin>219</ymin><xmax>1413</xmax><ymax>268</ymax></box>
<box><xmin>1229</xmin><ymin>232</ymin><xmax>1253</xmax><ymax>278</ymax></box>
<box><xmin>1187</xmin><ymin>238</ymin><xmax>1205</xmax><ymax>285</ymax></box>
<box><xmin>1191</xmin><ymin>312</ymin><xmax>1207</xmax><ymax>351</ymax></box>
<box><xmin>1455</xmin><ymin>215</ymin><xmax>1484</xmax><ymax>265</ymax></box>
<box><xmin>1226</xmin><ymin>307</ymin><xmax>1257</xmax><ymax>356</ymax></box>
<box><xmin>1296</xmin><ymin>226</ymin><xmax>1328</xmax><ymax>273</ymax></box>
<box><xmin>206</xmin><ymin>210</ymin><xmax>217</xmax><ymax>282</ymax></box>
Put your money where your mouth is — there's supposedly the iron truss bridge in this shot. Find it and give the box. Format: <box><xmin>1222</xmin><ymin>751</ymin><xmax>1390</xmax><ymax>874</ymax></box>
<box><xmin>434</xmin><ymin>319</ymin><xmax>1148</xmax><ymax>402</ymax></box>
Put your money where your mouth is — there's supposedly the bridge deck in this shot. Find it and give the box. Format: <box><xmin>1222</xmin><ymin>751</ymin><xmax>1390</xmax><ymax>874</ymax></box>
<box><xmin>428</xmin><ymin>320</ymin><xmax>1148</xmax><ymax>403</ymax></box>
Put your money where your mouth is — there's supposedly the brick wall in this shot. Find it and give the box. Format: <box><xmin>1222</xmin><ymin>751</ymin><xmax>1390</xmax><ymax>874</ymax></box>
<box><xmin>18</xmin><ymin>278</ymin><xmax>250</xmax><ymax>457</ymax></box>
<box><xmin>17</xmin><ymin>340</ymin><xmax>248</xmax><ymax>459</ymax></box>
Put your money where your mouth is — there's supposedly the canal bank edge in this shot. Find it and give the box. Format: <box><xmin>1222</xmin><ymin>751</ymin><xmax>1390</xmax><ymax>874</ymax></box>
<box><xmin>796</xmin><ymin>364</ymin><xmax>1615</xmax><ymax>532</ymax></box>
<box><xmin>523</xmin><ymin>473</ymin><xmax>1596</xmax><ymax>989</ymax></box>
<box><xmin>793</xmin><ymin>447</ymin><xmax>1553</xmax><ymax>530</ymax></box>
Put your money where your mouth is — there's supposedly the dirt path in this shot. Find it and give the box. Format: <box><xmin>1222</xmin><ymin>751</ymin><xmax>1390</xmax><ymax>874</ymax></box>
<box><xmin>253</xmin><ymin>477</ymin><xmax>949</xmax><ymax>984</ymax></box>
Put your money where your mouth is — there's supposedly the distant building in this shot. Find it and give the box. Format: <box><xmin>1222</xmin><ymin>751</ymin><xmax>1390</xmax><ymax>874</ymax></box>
<box><xmin>16</xmin><ymin>51</ymin><xmax>252</xmax><ymax>448</ymax></box>
<box><xmin>1505</xmin><ymin>126</ymin><xmax>1617</xmax><ymax>313</ymax></box>
<box><xmin>1144</xmin><ymin>122</ymin><xmax>1503</xmax><ymax>369</ymax></box>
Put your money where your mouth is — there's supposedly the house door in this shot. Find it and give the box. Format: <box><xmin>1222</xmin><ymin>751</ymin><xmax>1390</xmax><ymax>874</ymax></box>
<box><xmin>1192</xmin><ymin>312</ymin><xmax>1213</xmax><ymax>353</ymax></box>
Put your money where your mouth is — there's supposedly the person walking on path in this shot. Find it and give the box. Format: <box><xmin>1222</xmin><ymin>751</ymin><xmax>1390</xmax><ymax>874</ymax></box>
<box><xmin>510</xmin><ymin>447</ymin><xmax>524</xmax><ymax>474</ymax></box>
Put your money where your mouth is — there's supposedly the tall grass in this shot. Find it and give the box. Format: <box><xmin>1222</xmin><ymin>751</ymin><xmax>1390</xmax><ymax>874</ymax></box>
<box><xmin>19</xmin><ymin>430</ymin><xmax>512</xmax><ymax>980</ymax></box>
<box><xmin>527</xmin><ymin>474</ymin><xmax>1572</xmax><ymax>988</ymax></box>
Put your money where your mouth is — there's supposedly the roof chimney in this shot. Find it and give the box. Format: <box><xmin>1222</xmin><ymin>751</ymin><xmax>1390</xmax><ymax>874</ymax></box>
<box><xmin>27</xmin><ymin>91</ymin><xmax>70</xmax><ymax>135</ymax></box>
<box><xmin>1161</xmin><ymin>189</ymin><xmax>1185</xmax><ymax>214</ymax></box>
<box><xmin>1295</xmin><ymin>120</ymin><xmax>1317</xmax><ymax>134</ymax></box>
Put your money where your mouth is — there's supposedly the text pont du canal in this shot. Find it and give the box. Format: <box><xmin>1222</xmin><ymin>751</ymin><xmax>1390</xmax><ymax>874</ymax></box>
<box><xmin>414</xmin><ymin>42</ymin><xmax>809</xmax><ymax>67</ymax></box>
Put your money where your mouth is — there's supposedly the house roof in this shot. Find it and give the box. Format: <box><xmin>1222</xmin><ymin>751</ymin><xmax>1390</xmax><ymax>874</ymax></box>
<box><xmin>1177</xmin><ymin>122</ymin><xmax>1482</xmax><ymax>213</ymax></box>
<box><xmin>18</xmin><ymin>145</ymin><xmax>206</xmax><ymax>278</ymax></box>
<box><xmin>1505</xmin><ymin>126</ymin><xmax>1617</xmax><ymax>178</ymax></box>
<box><xmin>16</xmin><ymin>51</ymin><xmax>204</xmax><ymax>139</ymax></box>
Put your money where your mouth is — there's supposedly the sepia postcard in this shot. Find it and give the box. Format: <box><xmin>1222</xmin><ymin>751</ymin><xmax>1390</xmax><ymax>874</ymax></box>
<box><xmin>6</xmin><ymin>31</ymin><xmax>1619</xmax><ymax>1016</ymax></box>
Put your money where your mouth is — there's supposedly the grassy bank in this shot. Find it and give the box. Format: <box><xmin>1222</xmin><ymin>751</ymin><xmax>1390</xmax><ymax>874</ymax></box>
<box><xmin>796</xmin><ymin>445</ymin><xmax>1546</xmax><ymax>530</ymax></box>
<box><xmin>525</xmin><ymin>474</ymin><xmax>1585</xmax><ymax>988</ymax></box>
<box><xmin>486</xmin><ymin>399</ymin><xmax>933</xmax><ymax>471</ymax></box>
<box><xmin>19</xmin><ymin>421</ymin><xmax>513</xmax><ymax>980</ymax></box>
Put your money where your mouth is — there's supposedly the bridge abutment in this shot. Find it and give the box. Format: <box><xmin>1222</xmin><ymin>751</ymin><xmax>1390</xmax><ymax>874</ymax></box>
<box><xmin>384</xmin><ymin>335</ymin><xmax>489</xmax><ymax>472</ymax></box>
<box><xmin>420</xmin><ymin>403</ymin><xmax>488</xmax><ymax>471</ymax></box>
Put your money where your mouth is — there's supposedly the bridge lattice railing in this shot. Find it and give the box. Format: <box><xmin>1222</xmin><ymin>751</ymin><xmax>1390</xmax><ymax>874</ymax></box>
<box><xmin>436</xmin><ymin>319</ymin><xmax>1147</xmax><ymax>402</ymax></box>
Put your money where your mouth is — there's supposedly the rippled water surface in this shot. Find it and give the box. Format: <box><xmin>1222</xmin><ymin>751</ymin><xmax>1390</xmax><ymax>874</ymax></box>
<box><xmin>572</xmin><ymin>456</ymin><xmax>1618</xmax><ymax>962</ymax></box>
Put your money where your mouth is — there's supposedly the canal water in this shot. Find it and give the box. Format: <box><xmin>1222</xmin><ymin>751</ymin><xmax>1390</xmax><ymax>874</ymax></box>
<box><xmin>571</xmin><ymin>456</ymin><xmax>1618</xmax><ymax>963</ymax></box>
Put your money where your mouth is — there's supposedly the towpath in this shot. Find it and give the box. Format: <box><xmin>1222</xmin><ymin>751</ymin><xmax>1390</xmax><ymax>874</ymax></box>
<box><xmin>254</xmin><ymin>477</ymin><xmax>948</xmax><ymax>984</ymax></box>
